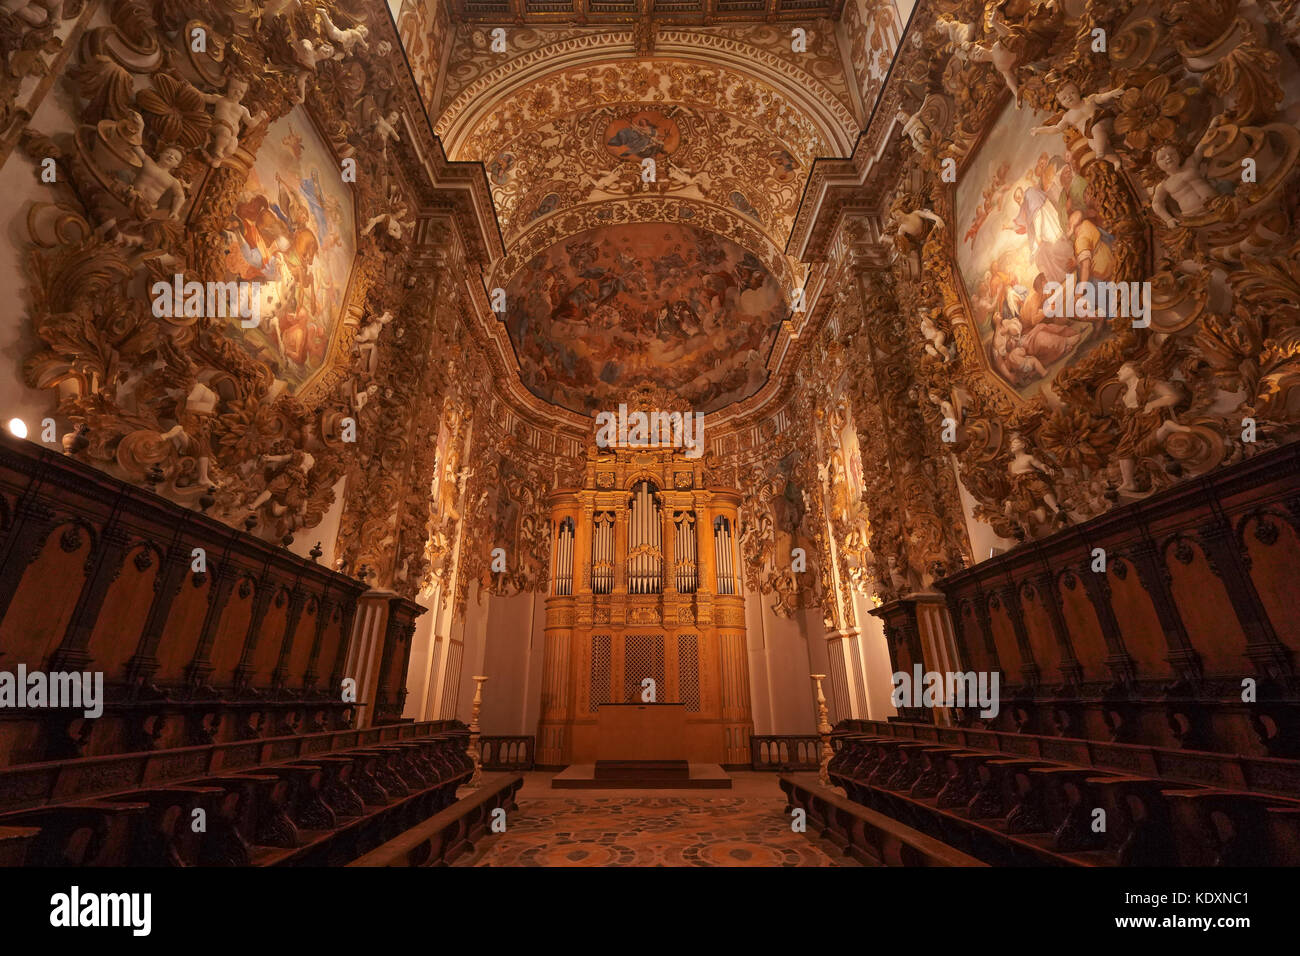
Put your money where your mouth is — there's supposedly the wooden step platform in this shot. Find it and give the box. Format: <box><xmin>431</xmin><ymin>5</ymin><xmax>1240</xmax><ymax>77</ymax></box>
<box><xmin>594</xmin><ymin>759</ymin><xmax>690</xmax><ymax>781</ymax></box>
<box><xmin>551</xmin><ymin>762</ymin><xmax>732</xmax><ymax>789</ymax></box>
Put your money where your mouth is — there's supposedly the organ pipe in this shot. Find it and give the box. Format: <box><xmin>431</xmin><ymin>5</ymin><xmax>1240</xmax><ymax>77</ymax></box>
<box><xmin>554</xmin><ymin>519</ymin><xmax>574</xmax><ymax>595</ymax></box>
<box><xmin>715</xmin><ymin>516</ymin><xmax>734</xmax><ymax>595</ymax></box>
<box><xmin>592</xmin><ymin>512</ymin><xmax>614</xmax><ymax>594</ymax></box>
<box><xmin>674</xmin><ymin>512</ymin><xmax>697</xmax><ymax>593</ymax></box>
<box><xmin>626</xmin><ymin>481</ymin><xmax>662</xmax><ymax>594</ymax></box>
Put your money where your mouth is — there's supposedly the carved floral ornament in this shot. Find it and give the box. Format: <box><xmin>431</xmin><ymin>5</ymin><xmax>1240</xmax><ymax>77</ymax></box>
<box><xmin>776</xmin><ymin>0</ymin><xmax>1300</xmax><ymax>622</ymax></box>
<box><xmin>8</xmin><ymin>0</ymin><xmax>1299</xmax><ymax>632</ymax></box>
<box><xmin>6</xmin><ymin>0</ymin><xmax>492</xmax><ymax>600</ymax></box>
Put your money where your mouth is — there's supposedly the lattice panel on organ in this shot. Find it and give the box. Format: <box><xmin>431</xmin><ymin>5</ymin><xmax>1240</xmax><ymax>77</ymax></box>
<box><xmin>622</xmin><ymin>634</ymin><xmax>665</xmax><ymax>702</ymax></box>
<box><xmin>677</xmin><ymin>633</ymin><xmax>700</xmax><ymax>713</ymax></box>
<box><xmin>589</xmin><ymin>634</ymin><xmax>611</xmax><ymax>713</ymax></box>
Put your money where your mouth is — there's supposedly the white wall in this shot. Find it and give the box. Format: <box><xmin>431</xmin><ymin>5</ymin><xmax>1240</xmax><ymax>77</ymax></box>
<box><xmin>748</xmin><ymin>596</ymin><xmax>821</xmax><ymax>734</ymax></box>
<box><xmin>854</xmin><ymin>593</ymin><xmax>899</xmax><ymax>720</ymax></box>
<box><xmin>475</xmin><ymin>589</ymin><xmax>545</xmax><ymax>734</ymax></box>
<box><xmin>0</xmin><ymin>107</ymin><xmax>63</xmax><ymax>443</ymax></box>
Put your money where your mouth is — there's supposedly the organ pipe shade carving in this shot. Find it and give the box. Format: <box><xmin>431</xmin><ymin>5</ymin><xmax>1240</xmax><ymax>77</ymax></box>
<box><xmin>623</xmin><ymin>634</ymin><xmax>665</xmax><ymax>702</ymax></box>
<box><xmin>714</xmin><ymin>515</ymin><xmax>735</xmax><ymax>595</ymax></box>
<box><xmin>627</xmin><ymin>480</ymin><xmax>663</xmax><ymax>594</ymax></box>
<box><xmin>675</xmin><ymin>511</ymin><xmax>698</xmax><ymax>593</ymax></box>
<box><xmin>591</xmin><ymin>511</ymin><xmax>614</xmax><ymax>594</ymax></box>
<box><xmin>589</xmin><ymin>634</ymin><xmax>611</xmax><ymax>713</ymax></box>
<box><xmin>554</xmin><ymin>517</ymin><xmax>574</xmax><ymax>595</ymax></box>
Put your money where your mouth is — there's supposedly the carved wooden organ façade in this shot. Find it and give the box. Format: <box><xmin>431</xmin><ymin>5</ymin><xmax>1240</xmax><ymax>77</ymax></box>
<box><xmin>539</xmin><ymin>444</ymin><xmax>752</xmax><ymax>765</ymax></box>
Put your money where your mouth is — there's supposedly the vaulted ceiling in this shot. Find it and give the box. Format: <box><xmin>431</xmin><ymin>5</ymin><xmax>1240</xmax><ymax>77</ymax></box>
<box><xmin>397</xmin><ymin>0</ymin><xmax>900</xmax><ymax>417</ymax></box>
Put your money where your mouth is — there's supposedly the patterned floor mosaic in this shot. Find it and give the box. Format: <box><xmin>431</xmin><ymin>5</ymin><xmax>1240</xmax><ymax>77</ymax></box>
<box><xmin>453</xmin><ymin>795</ymin><xmax>861</xmax><ymax>867</ymax></box>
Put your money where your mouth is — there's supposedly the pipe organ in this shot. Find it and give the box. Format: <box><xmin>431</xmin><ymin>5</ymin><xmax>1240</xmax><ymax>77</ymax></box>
<box><xmin>541</xmin><ymin>443</ymin><xmax>752</xmax><ymax>766</ymax></box>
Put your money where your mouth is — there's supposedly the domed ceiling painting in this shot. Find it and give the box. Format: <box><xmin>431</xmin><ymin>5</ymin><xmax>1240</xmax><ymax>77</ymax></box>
<box><xmin>504</xmin><ymin>222</ymin><xmax>784</xmax><ymax>416</ymax></box>
<box><xmin>423</xmin><ymin>19</ymin><xmax>865</xmax><ymax>418</ymax></box>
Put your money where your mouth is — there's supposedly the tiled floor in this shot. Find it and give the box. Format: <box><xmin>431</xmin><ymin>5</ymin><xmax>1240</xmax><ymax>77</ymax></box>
<box><xmin>452</xmin><ymin>771</ymin><xmax>862</xmax><ymax>867</ymax></box>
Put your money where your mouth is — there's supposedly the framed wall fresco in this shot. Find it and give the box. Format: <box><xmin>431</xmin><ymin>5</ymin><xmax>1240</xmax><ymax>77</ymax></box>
<box><xmin>952</xmin><ymin>101</ymin><xmax>1120</xmax><ymax>401</ymax></box>
<box><xmin>217</xmin><ymin>108</ymin><xmax>358</xmax><ymax>393</ymax></box>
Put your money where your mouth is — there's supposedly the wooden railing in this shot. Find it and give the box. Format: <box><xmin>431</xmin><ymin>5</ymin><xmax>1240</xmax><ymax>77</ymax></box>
<box><xmin>0</xmin><ymin>719</ymin><xmax>467</xmax><ymax>814</ymax></box>
<box><xmin>0</xmin><ymin>433</ymin><xmax>421</xmax><ymax>767</ymax></box>
<box><xmin>349</xmin><ymin>773</ymin><xmax>524</xmax><ymax>867</ymax></box>
<box><xmin>873</xmin><ymin>440</ymin><xmax>1300</xmax><ymax>760</ymax></box>
<box><xmin>0</xmin><ymin>725</ymin><xmax>474</xmax><ymax>866</ymax></box>
<box><xmin>751</xmin><ymin>735</ymin><xmax>821</xmax><ymax>770</ymax></box>
<box><xmin>779</xmin><ymin>775</ymin><xmax>986</xmax><ymax>866</ymax></box>
<box><xmin>480</xmin><ymin>736</ymin><xmax>534</xmax><ymax>770</ymax></box>
<box><xmin>838</xmin><ymin>717</ymin><xmax>1300</xmax><ymax>798</ymax></box>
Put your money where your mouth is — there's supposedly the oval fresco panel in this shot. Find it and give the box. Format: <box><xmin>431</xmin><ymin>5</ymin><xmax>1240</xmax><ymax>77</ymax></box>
<box><xmin>504</xmin><ymin>223</ymin><xmax>784</xmax><ymax>416</ymax></box>
<box><xmin>217</xmin><ymin>108</ymin><xmax>356</xmax><ymax>392</ymax></box>
<box><xmin>954</xmin><ymin>101</ymin><xmax>1119</xmax><ymax>400</ymax></box>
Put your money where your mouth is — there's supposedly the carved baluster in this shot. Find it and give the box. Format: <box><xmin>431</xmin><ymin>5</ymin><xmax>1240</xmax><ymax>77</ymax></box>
<box><xmin>997</xmin><ymin>583</ymin><xmax>1040</xmax><ymax>690</ymax></box>
<box><xmin>269</xmin><ymin>586</ymin><xmax>308</xmax><ymax>696</ymax></box>
<box><xmin>123</xmin><ymin>535</ymin><xmax>195</xmax><ymax>691</ymax></box>
<box><xmin>1128</xmin><ymin>535</ymin><xmax>1202</xmax><ymax>684</ymax></box>
<box><xmin>185</xmin><ymin>559</ymin><xmax>238</xmax><ymax>693</ymax></box>
<box><xmin>1075</xmin><ymin>562</ymin><xmax>1138</xmax><ymax>687</ymax></box>
<box><xmin>230</xmin><ymin>567</ymin><xmax>278</xmax><ymax>697</ymax></box>
<box><xmin>970</xmin><ymin>587</ymin><xmax>1001</xmax><ymax>673</ymax></box>
<box><xmin>301</xmin><ymin>591</ymin><xmax>338</xmax><ymax>696</ymax></box>
<box><xmin>1032</xmin><ymin>569</ymin><xmax>1084</xmax><ymax>688</ymax></box>
<box><xmin>0</xmin><ymin>501</ymin><xmax>58</xmax><ymax>625</ymax></box>
<box><xmin>47</xmin><ymin>524</ymin><xmax>131</xmax><ymax>672</ymax></box>
<box><xmin>1194</xmin><ymin>518</ymin><xmax>1293</xmax><ymax>685</ymax></box>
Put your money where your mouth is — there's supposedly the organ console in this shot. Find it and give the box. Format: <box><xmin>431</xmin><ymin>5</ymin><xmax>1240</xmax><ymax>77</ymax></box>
<box><xmin>538</xmin><ymin>440</ymin><xmax>752</xmax><ymax>767</ymax></box>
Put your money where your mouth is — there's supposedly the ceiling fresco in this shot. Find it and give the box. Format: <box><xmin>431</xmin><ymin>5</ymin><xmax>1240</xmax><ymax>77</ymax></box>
<box><xmin>476</xmin><ymin>100</ymin><xmax>807</xmax><ymax>250</ymax></box>
<box><xmin>394</xmin><ymin>7</ymin><xmax>882</xmax><ymax>417</ymax></box>
<box><xmin>503</xmin><ymin>223</ymin><xmax>784</xmax><ymax>415</ymax></box>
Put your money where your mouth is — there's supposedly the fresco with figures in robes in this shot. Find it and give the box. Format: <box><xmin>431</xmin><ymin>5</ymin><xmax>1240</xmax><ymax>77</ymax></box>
<box><xmin>955</xmin><ymin>102</ymin><xmax>1119</xmax><ymax>399</ymax></box>
<box><xmin>218</xmin><ymin>109</ymin><xmax>356</xmax><ymax>391</ymax></box>
<box><xmin>504</xmin><ymin>222</ymin><xmax>783</xmax><ymax>416</ymax></box>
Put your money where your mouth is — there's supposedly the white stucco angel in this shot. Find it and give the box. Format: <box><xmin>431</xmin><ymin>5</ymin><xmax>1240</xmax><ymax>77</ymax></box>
<box><xmin>319</xmin><ymin>10</ymin><xmax>369</xmax><ymax>56</ymax></box>
<box><xmin>354</xmin><ymin>309</ymin><xmax>393</xmax><ymax>378</ymax></box>
<box><xmin>1151</xmin><ymin>116</ymin><xmax>1226</xmax><ymax>227</ymax></box>
<box><xmin>290</xmin><ymin>38</ymin><xmax>335</xmax><ymax>104</ymax></box>
<box><xmin>201</xmin><ymin>76</ymin><xmax>268</xmax><ymax>168</ymax></box>
<box><xmin>919</xmin><ymin>310</ymin><xmax>954</xmax><ymax>362</ymax></box>
<box><xmin>374</xmin><ymin>110</ymin><xmax>401</xmax><ymax>160</ymax></box>
<box><xmin>159</xmin><ymin>381</ymin><xmax>218</xmax><ymax>486</ymax></box>
<box><xmin>361</xmin><ymin>186</ymin><xmax>412</xmax><ymax>241</ymax></box>
<box><xmin>895</xmin><ymin>108</ymin><xmax>933</xmax><ymax>153</ymax></box>
<box><xmin>1115</xmin><ymin>362</ymin><xmax>1194</xmax><ymax>492</ymax></box>
<box><xmin>958</xmin><ymin>11</ymin><xmax>1024</xmax><ymax>101</ymax></box>
<box><xmin>2</xmin><ymin>0</ymin><xmax>61</xmax><ymax>28</ymax></box>
<box><xmin>889</xmin><ymin>203</ymin><xmax>944</xmax><ymax>273</ymax></box>
<box><xmin>1005</xmin><ymin>433</ymin><xmax>1064</xmax><ymax>522</ymax></box>
<box><xmin>129</xmin><ymin>143</ymin><xmax>189</xmax><ymax>219</ymax></box>
<box><xmin>1032</xmin><ymin>82</ymin><xmax>1125</xmax><ymax>169</ymax></box>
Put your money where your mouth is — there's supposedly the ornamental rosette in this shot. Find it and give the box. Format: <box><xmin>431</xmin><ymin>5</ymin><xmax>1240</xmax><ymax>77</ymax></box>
<box><xmin>136</xmin><ymin>74</ymin><xmax>211</xmax><ymax>149</ymax></box>
<box><xmin>1039</xmin><ymin>406</ymin><xmax>1116</xmax><ymax>474</ymax></box>
<box><xmin>1113</xmin><ymin>76</ymin><xmax>1188</xmax><ymax>152</ymax></box>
